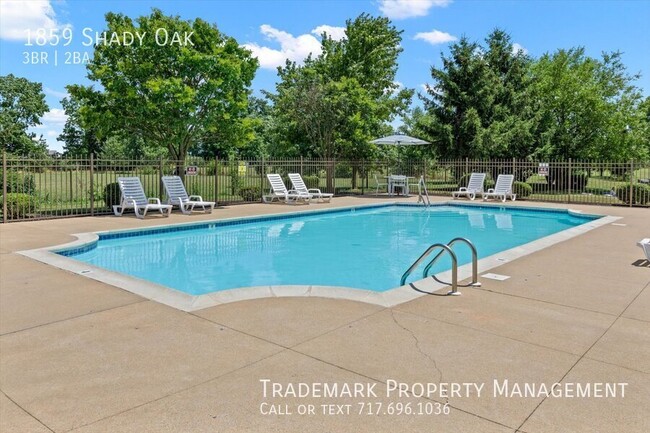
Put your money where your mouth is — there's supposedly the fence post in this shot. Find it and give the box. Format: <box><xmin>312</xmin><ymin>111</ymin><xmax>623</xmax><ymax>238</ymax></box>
<box><xmin>90</xmin><ymin>153</ymin><xmax>94</xmax><ymax>216</ymax></box>
<box><xmin>567</xmin><ymin>158</ymin><xmax>573</xmax><ymax>203</ymax></box>
<box><xmin>69</xmin><ymin>161</ymin><xmax>74</xmax><ymax>206</ymax></box>
<box><xmin>629</xmin><ymin>159</ymin><xmax>634</xmax><ymax>207</ymax></box>
<box><xmin>300</xmin><ymin>155</ymin><xmax>303</xmax><ymax>176</ymax></box>
<box><xmin>158</xmin><ymin>158</ymin><xmax>164</xmax><ymax>198</ymax></box>
<box><xmin>261</xmin><ymin>155</ymin><xmax>265</xmax><ymax>202</ymax></box>
<box><xmin>214</xmin><ymin>156</ymin><xmax>219</xmax><ymax>204</ymax></box>
<box><xmin>465</xmin><ymin>157</ymin><xmax>469</xmax><ymax>175</ymax></box>
<box><xmin>2</xmin><ymin>151</ymin><xmax>6</xmax><ymax>223</ymax></box>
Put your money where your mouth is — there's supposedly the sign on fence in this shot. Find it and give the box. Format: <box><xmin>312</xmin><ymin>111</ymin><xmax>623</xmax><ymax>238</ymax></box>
<box><xmin>186</xmin><ymin>166</ymin><xmax>198</xmax><ymax>176</ymax></box>
<box><xmin>538</xmin><ymin>163</ymin><xmax>549</xmax><ymax>176</ymax></box>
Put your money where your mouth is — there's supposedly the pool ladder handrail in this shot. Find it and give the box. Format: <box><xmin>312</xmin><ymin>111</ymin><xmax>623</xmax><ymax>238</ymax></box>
<box><xmin>400</xmin><ymin>237</ymin><xmax>481</xmax><ymax>295</ymax></box>
<box><xmin>417</xmin><ymin>176</ymin><xmax>430</xmax><ymax>207</ymax></box>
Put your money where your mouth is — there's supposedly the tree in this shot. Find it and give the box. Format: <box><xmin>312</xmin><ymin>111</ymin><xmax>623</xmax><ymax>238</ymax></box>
<box><xmin>0</xmin><ymin>74</ymin><xmax>49</xmax><ymax>155</ymax></box>
<box><xmin>69</xmin><ymin>9</ymin><xmax>258</xmax><ymax>172</ymax></box>
<box><xmin>419</xmin><ymin>30</ymin><xmax>534</xmax><ymax>161</ymax></box>
<box><xmin>530</xmin><ymin>49</ymin><xmax>647</xmax><ymax>161</ymax></box>
<box><xmin>58</xmin><ymin>95</ymin><xmax>103</xmax><ymax>157</ymax></box>
<box><xmin>267</xmin><ymin>13</ymin><xmax>412</xmax><ymax>188</ymax></box>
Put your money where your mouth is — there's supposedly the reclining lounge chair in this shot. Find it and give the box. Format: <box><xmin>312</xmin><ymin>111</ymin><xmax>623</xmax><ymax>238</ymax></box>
<box><xmin>162</xmin><ymin>175</ymin><xmax>215</xmax><ymax>214</ymax></box>
<box><xmin>452</xmin><ymin>173</ymin><xmax>486</xmax><ymax>200</ymax></box>
<box><xmin>288</xmin><ymin>173</ymin><xmax>333</xmax><ymax>203</ymax></box>
<box><xmin>113</xmin><ymin>177</ymin><xmax>172</xmax><ymax>219</ymax></box>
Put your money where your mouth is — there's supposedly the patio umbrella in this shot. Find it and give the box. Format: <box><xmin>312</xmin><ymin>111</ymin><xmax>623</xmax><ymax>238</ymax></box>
<box><xmin>370</xmin><ymin>134</ymin><xmax>430</xmax><ymax>146</ymax></box>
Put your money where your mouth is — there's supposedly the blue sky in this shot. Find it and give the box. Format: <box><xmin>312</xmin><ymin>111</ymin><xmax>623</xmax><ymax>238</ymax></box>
<box><xmin>1</xmin><ymin>0</ymin><xmax>648</xmax><ymax>152</ymax></box>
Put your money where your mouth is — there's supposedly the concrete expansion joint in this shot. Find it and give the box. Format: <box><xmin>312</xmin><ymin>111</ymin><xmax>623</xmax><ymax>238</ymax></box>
<box><xmin>387</xmin><ymin>308</ymin><xmax>446</xmax><ymax>401</ymax></box>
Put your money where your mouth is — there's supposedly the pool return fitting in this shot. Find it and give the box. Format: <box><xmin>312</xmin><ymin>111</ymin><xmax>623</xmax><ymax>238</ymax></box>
<box><xmin>400</xmin><ymin>237</ymin><xmax>481</xmax><ymax>295</ymax></box>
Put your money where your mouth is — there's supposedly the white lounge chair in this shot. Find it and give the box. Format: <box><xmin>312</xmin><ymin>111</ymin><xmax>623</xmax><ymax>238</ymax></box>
<box><xmin>638</xmin><ymin>238</ymin><xmax>650</xmax><ymax>262</ymax></box>
<box><xmin>162</xmin><ymin>175</ymin><xmax>215</xmax><ymax>214</ymax></box>
<box><xmin>113</xmin><ymin>177</ymin><xmax>172</xmax><ymax>219</ymax></box>
<box><xmin>452</xmin><ymin>173</ymin><xmax>486</xmax><ymax>200</ymax></box>
<box><xmin>263</xmin><ymin>174</ymin><xmax>311</xmax><ymax>204</ymax></box>
<box><xmin>483</xmin><ymin>174</ymin><xmax>516</xmax><ymax>202</ymax></box>
<box><xmin>288</xmin><ymin>173</ymin><xmax>333</xmax><ymax>203</ymax></box>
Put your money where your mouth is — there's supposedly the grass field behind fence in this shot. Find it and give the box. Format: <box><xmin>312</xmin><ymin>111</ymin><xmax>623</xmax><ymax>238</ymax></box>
<box><xmin>2</xmin><ymin>158</ymin><xmax>649</xmax><ymax>221</ymax></box>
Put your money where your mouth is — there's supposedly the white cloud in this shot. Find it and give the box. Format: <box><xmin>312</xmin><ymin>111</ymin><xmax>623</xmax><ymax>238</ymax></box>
<box><xmin>512</xmin><ymin>42</ymin><xmax>528</xmax><ymax>55</ymax></box>
<box><xmin>414</xmin><ymin>30</ymin><xmax>457</xmax><ymax>45</ymax></box>
<box><xmin>243</xmin><ymin>24</ymin><xmax>323</xmax><ymax>69</ymax></box>
<box><xmin>42</xmin><ymin>108</ymin><xmax>67</xmax><ymax>125</ymax></box>
<box><xmin>44</xmin><ymin>87</ymin><xmax>69</xmax><ymax>99</ymax></box>
<box><xmin>311</xmin><ymin>25</ymin><xmax>346</xmax><ymax>41</ymax></box>
<box><xmin>29</xmin><ymin>108</ymin><xmax>67</xmax><ymax>151</ymax></box>
<box><xmin>379</xmin><ymin>0</ymin><xmax>451</xmax><ymax>20</ymax></box>
<box><xmin>0</xmin><ymin>0</ymin><xmax>71</xmax><ymax>42</ymax></box>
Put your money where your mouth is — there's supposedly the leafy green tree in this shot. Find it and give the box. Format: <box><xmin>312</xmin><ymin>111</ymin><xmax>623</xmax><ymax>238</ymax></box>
<box><xmin>530</xmin><ymin>49</ymin><xmax>647</xmax><ymax>161</ymax></box>
<box><xmin>69</xmin><ymin>9</ymin><xmax>258</xmax><ymax>172</ymax></box>
<box><xmin>419</xmin><ymin>30</ymin><xmax>534</xmax><ymax>160</ymax></box>
<box><xmin>267</xmin><ymin>13</ymin><xmax>412</xmax><ymax>188</ymax></box>
<box><xmin>240</xmin><ymin>96</ymin><xmax>275</xmax><ymax>159</ymax></box>
<box><xmin>0</xmin><ymin>74</ymin><xmax>49</xmax><ymax>155</ymax></box>
<box><xmin>100</xmin><ymin>135</ymin><xmax>165</xmax><ymax>161</ymax></box>
<box><xmin>268</xmin><ymin>14</ymin><xmax>412</xmax><ymax>158</ymax></box>
<box><xmin>398</xmin><ymin>106</ymin><xmax>435</xmax><ymax>159</ymax></box>
<box><xmin>58</xmin><ymin>95</ymin><xmax>103</xmax><ymax>157</ymax></box>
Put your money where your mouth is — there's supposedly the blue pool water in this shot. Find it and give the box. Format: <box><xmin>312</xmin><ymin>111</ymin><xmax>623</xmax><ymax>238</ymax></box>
<box><xmin>61</xmin><ymin>204</ymin><xmax>599</xmax><ymax>295</ymax></box>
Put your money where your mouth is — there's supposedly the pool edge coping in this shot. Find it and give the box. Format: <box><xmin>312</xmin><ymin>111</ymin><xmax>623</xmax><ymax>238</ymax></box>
<box><xmin>17</xmin><ymin>201</ymin><xmax>620</xmax><ymax>312</ymax></box>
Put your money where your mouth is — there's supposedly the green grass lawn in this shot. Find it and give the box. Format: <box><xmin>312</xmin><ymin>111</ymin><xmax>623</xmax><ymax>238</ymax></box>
<box><xmin>3</xmin><ymin>165</ymin><xmax>649</xmax><ymax>220</ymax></box>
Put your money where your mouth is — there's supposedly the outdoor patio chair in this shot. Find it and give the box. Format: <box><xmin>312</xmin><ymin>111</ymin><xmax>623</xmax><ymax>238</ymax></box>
<box><xmin>162</xmin><ymin>175</ymin><xmax>215</xmax><ymax>214</ymax></box>
<box><xmin>263</xmin><ymin>174</ymin><xmax>311</xmax><ymax>204</ymax></box>
<box><xmin>482</xmin><ymin>174</ymin><xmax>516</xmax><ymax>202</ymax></box>
<box><xmin>389</xmin><ymin>175</ymin><xmax>408</xmax><ymax>196</ymax></box>
<box><xmin>452</xmin><ymin>173</ymin><xmax>486</xmax><ymax>200</ymax></box>
<box><xmin>638</xmin><ymin>238</ymin><xmax>650</xmax><ymax>262</ymax></box>
<box><xmin>374</xmin><ymin>174</ymin><xmax>388</xmax><ymax>195</ymax></box>
<box><xmin>288</xmin><ymin>173</ymin><xmax>333</xmax><ymax>203</ymax></box>
<box><xmin>113</xmin><ymin>177</ymin><xmax>172</xmax><ymax>219</ymax></box>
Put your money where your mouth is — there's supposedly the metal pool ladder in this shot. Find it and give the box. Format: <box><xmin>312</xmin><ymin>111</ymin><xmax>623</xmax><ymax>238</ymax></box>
<box><xmin>400</xmin><ymin>237</ymin><xmax>481</xmax><ymax>295</ymax></box>
<box><xmin>417</xmin><ymin>176</ymin><xmax>430</xmax><ymax>207</ymax></box>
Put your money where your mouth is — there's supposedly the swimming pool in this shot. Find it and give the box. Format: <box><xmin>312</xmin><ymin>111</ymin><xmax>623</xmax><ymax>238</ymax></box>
<box><xmin>56</xmin><ymin>203</ymin><xmax>601</xmax><ymax>295</ymax></box>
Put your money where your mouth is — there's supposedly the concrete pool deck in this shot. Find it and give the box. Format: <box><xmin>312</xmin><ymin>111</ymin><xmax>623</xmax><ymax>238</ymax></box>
<box><xmin>1</xmin><ymin>196</ymin><xmax>649</xmax><ymax>432</ymax></box>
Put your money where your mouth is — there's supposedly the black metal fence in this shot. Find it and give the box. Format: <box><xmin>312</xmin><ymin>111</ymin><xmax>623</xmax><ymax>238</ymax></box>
<box><xmin>2</xmin><ymin>153</ymin><xmax>649</xmax><ymax>222</ymax></box>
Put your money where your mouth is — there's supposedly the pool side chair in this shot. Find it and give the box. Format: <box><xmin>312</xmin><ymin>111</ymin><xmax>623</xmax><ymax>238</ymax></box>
<box><xmin>374</xmin><ymin>174</ymin><xmax>388</xmax><ymax>196</ymax></box>
<box><xmin>389</xmin><ymin>175</ymin><xmax>408</xmax><ymax>196</ymax></box>
<box><xmin>638</xmin><ymin>238</ymin><xmax>650</xmax><ymax>262</ymax></box>
<box><xmin>288</xmin><ymin>173</ymin><xmax>333</xmax><ymax>203</ymax></box>
<box><xmin>263</xmin><ymin>174</ymin><xmax>311</xmax><ymax>204</ymax></box>
<box><xmin>482</xmin><ymin>174</ymin><xmax>516</xmax><ymax>202</ymax></box>
<box><xmin>452</xmin><ymin>173</ymin><xmax>486</xmax><ymax>200</ymax></box>
<box><xmin>162</xmin><ymin>175</ymin><xmax>215</xmax><ymax>214</ymax></box>
<box><xmin>113</xmin><ymin>177</ymin><xmax>172</xmax><ymax>219</ymax></box>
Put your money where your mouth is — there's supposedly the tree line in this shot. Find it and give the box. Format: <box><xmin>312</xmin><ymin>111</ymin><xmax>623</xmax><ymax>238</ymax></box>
<box><xmin>1</xmin><ymin>9</ymin><xmax>649</xmax><ymax>161</ymax></box>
